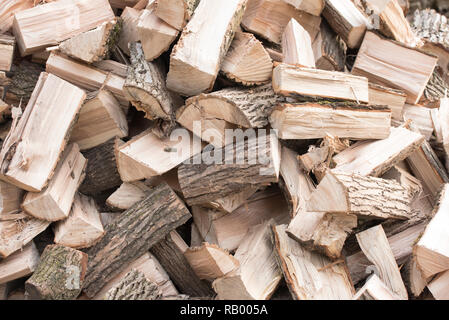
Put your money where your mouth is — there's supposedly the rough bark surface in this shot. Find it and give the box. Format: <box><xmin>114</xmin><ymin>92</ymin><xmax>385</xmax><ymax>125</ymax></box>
<box><xmin>105</xmin><ymin>269</ymin><xmax>161</xmax><ymax>300</ymax></box>
<box><xmin>411</xmin><ymin>8</ymin><xmax>449</xmax><ymax>48</ymax></box>
<box><xmin>419</xmin><ymin>69</ymin><xmax>449</xmax><ymax>107</ymax></box>
<box><xmin>314</xmin><ymin>20</ymin><xmax>346</xmax><ymax>71</ymax></box>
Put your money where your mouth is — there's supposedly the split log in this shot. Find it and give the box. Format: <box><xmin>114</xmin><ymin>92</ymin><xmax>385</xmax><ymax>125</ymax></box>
<box><xmin>353</xmin><ymin>274</ymin><xmax>401</xmax><ymax>300</ymax></box>
<box><xmin>352</xmin><ymin>32</ymin><xmax>438</xmax><ymax>104</ymax></box>
<box><xmin>99</xmin><ymin>212</ymin><xmax>121</xmax><ymax>226</ymax></box>
<box><xmin>322</xmin><ymin>0</ymin><xmax>369</xmax><ymax>49</ymax></box>
<box><xmin>0</xmin><ymin>242</ymin><xmax>39</xmax><ymax>284</ymax></box>
<box><xmin>0</xmin><ymin>0</ymin><xmax>34</xmax><ymax>33</ymax></box>
<box><xmin>272</xmin><ymin>224</ymin><xmax>355</xmax><ymax>300</ymax></box>
<box><xmin>154</xmin><ymin>0</ymin><xmax>199</xmax><ymax>30</ymax></box>
<box><xmin>272</xmin><ymin>63</ymin><xmax>369</xmax><ymax>103</ymax></box>
<box><xmin>106</xmin><ymin>181</ymin><xmax>152</xmax><ymax>210</ymax></box>
<box><xmin>428</xmin><ymin>269</ymin><xmax>449</xmax><ymax>300</ymax></box>
<box><xmin>22</xmin><ymin>143</ymin><xmax>87</xmax><ymax>222</ymax></box>
<box><xmin>92</xmin><ymin>60</ymin><xmax>128</xmax><ymax>78</ymax></box>
<box><xmin>203</xmin><ymin>186</ymin><xmax>258</xmax><ymax>214</ymax></box>
<box><xmin>105</xmin><ymin>269</ymin><xmax>161</xmax><ymax>300</ymax></box>
<box><xmin>0</xmin><ymin>72</ymin><xmax>85</xmax><ymax>192</ymax></box>
<box><xmin>212</xmin><ymin>221</ymin><xmax>282</xmax><ymax>300</ymax></box>
<box><xmin>0</xmin><ymin>34</ymin><xmax>14</xmax><ymax>72</ymax></box>
<box><xmin>419</xmin><ymin>69</ymin><xmax>449</xmax><ymax>108</ymax></box>
<box><xmin>401</xmin><ymin>257</ymin><xmax>427</xmax><ymax>297</ymax></box>
<box><xmin>184</xmin><ymin>243</ymin><xmax>239</xmax><ymax>281</ymax></box>
<box><xmin>166</xmin><ymin>0</ymin><xmax>247</xmax><ymax>96</ymax></box>
<box><xmin>269</xmin><ymin>102</ymin><xmax>391</xmax><ymax>140</ymax></box>
<box><xmin>368</xmin><ymin>83</ymin><xmax>406</xmax><ymax>121</ymax></box>
<box><xmin>221</xmin><ymin>31</ymin><xmax>273</xmax><ymax>86</ymax></box>
<box><xmin>356</xmin><ymin>225</ymin><xmax>408</xmax><ymax>300</ymax></box>
<box><xmin>282</xmin><ymin>18</ymin><xmax>315</xmax><ymax>68</ymax></box>
<box><xmin>117</xmin><ymin>7</ymin><xmax>141</xmax><ymax>56</ymax></box>
<box><xmin>12</xmin><ymin>0</ymin><xmax>115</xmax><ymax>56</ymax></box>
<box><xmin>31</xmin><ymin>50</ymin><xmax>50</xmax><ymax>64</ymax></box>
<box><xmin>78</xmin><ymin>137</ymin><xmax>122</xmax><ymax>195</ymax></box>
<box><xmin>0</xmin><ymin>181</ymin><xmax>23</xmax><ymax>216</ymax></box>
<box><xmin>25</xmin><ymin>244</ymin><xmax>87</xmax><ymax>300</ymax></box>
<box><xmin>70</xmin><ymin>90</ymin><xmax>128</xmax><ymax>151</ymax></box>
<box><xmin>402</xmin><ymin>104</ymin><xmax>433</xmax><ymax>140</ymax></box>
<box><xmin>298</xmin><ymin>144</ymin><xmax>329</xmax><ymax>174</ymax></box>
<box><xmin>312</xmin><ymin>20</ymin><xmax>345</xmax><ymax>71</ymax></box>
<box><xmin>82</xmin><ymin>182</ymin><xmax>191</xmax><ymax>298</ymax></box>
<box><xmin>382</xmin><ymin>165</ymin><xmax>422</xmax><ymax>199</ymax></box>
<box><xmin>150</xmin><ymin>231</ymin><xmax>214</xmax><ymax>297</ymax></box>
<box><xmin>332</xmin><ymin>126</ymin><xmax>425</xmax><ymax>177</ymax></box>
<box><xmin>53</xmin><ymin>193</ymin><xmax>104</xmax><ymax>249</ymax></box>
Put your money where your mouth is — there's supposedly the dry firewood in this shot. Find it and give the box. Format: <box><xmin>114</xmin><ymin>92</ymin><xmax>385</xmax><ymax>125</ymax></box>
<box><xmin>402</xmin><ymin>104</ymin><xmax>434</xmax><ymax>140</ymax></box>
<box><xmin>352</xmin><ymin>32</ymin><xmax>438</xmax><ymax>104</ymax></box>
<box><xmin>0</xmin><ymin>72</ymin><xmax>85</xmax><ymax>192</ymax></box>
<box><xmin>117</xmin><ymin>7</ymin><xmax>141</xmax><ymax>56</ymax></box>
<box><xmin>22</xmin><ymin>143</ymin><xmax>87</xmax><ymax>222</ymax></box>
<box><xmin>382</xmin><ymin>165</ymin><xmax>422</xmax><ymax>199</ymax></box>
<box><xmin>322</xmin><ymin>0</ymin><xmax>370</xmax><ymax>49</ymax></box>
<box><xmin>428</xmin><ymin>269</ymin><xmax>449</xmax><ymax>299</ymax></box>
<box><xmin>184</xmin><ymin>243</ymin><xmax>239</xmax><ymax>282</ymax></box>
<box><xmin>191</xmin><ymin>223</ymin><xmax>203</xmax><ymax>247</ymax></box>
<box><xmin>53</xmin><ymin>193</ymin><xmax>104</xmax><ymax>249</ymax></box>
<box><xmin>150</xmin><ymin>231</ymin><xmax>214</xmax><ymax>297</ymax></box>
<box><xmin>12</xmin><ymin>0</ymin><xmax>115</xmax><ymax>56</ymax></box>
<box><xmin>272</xmin><ymin>63</ymin><xmax>369</xmax><ymax>103</ymax></box>
<box><xmin>83</xmin><ymin>182</ymin><xmax>191</xmax><ymax>298</ymax></box>
<box><xmin>212</xmin><ymin>221</ymin><xmax>282</xmax><ymax>300</ymax></box>
<box><xmin>0</xmin><ymin>34</ymin><xmax>14</xmax><ymax>72</ymax></box>
<box><xmin>281</xmin><ymin>0</ymin><xmax>324</xmax><ymax>16</ymax></box>
<box><xmin>401</xmin><ymin>256</ymin><xmax>427</xmax><ymax>297</ymax></box>
<box><xmin>70</xmin><ymin>90</ymin><xmax>128</xmax><ymax>151</ymax></box>
<box><xmin>154</xmin><ymin>0</ymin><xmax>199</xmax><ymax>30</ymax></box>
<box><xmin>272</xmin><ymin>224</ymin><xmax>355</xmax><ymax>300</ymax></box>
<box><xmin>269</xmin><ymin>102</ymin><xmax>391</xmax><ymax>140</ymax></box>
<box><xmin>221</xmin><ymin>31</ymin><xmax>273</xmax><ymax>86</ymax></box>
<box><xmin>0</xmin><ymin>181</ymin><xmax>23</xmax><ymax>217</ymax></box>
<box><xmin>282</xmin><ymin>18</ymin><xmax>315</xmax><ymax>68</ymax></box>
<box><xmin>105</xmin><ymin>269</ymin><xmax>161</xmax><ymax>300</ymax></box>
<box><xmin>241</xmin><ymin>0</ymin><xmax>321</xmax><ymax>45</ymax></box>
<box><xmin>0</xmin><ymin>0</ymin><xmax>34</xmax><ymax>33</ymax></box>
<box><xmin>356</xmin><ymin>225</ymin><xmax>408</xmax><ymax>300</ymax></box>
<box><xmin>0</xmin><ymin>242</ymin><xmax>39</xmax><ymax>284</ymax></box>
<box><xmin>419</xmin><ymin>69</ymin><xmax>449</xmax><ymax>108</ymax></box>
<box><xmin>202</xmin><ymin>186</ymin><xmax>258</xmax><ymax>214</ymax></box>
<box><xmin>368</xmin><ymin>83</ymin><xmax>406</xmax><ymax>121</ymax></box>
<box><xmin>99</xmin><ymin>212</ymin><xmax>121</xmax><ymax>226</ymax></box>
<box><xmin>166</xmin><ymin>0</ymin><xmax>246</xmax><ymax>96</ymax></box>
<box><xmin>106</xmin><ymin>181</ymin><xmax>151</xmax><ymax>210</ymax></box>
<box><xmin>298</xmin><ymin>144</ymin><xmax>330</xmax><ymax>173</ymax></box>
<box><xmin>79</xmin><ymin>137</ymin><xmax>123</xmax><ymax>195</ymax></box>
<box><xmin>31</xmin><ymin>50</ymin><xmax>50</xmax><ymax>64</ymax></box>
<box><xmin>25</xmin><ymin>244</ymin><xmax>87</xmax><ymax>300</ymax></box>
<box><xmin>333</xmin><ymin>126</ymin><xmax>424</xmax><ymax>177</ymax></box>
<box><xmin>353</xmin><ymin>274</ymin><xmax>401</xmax><ymax>300</ymax></box>
<box><xmin>312</xmin><ymin>20</ymin><xmax>346</xmax><ymax>71</ymax></box>
<box><xmin>92</xmin><ymin>60</ymin><xmax>128</xmax><ymax>78</ymax></box>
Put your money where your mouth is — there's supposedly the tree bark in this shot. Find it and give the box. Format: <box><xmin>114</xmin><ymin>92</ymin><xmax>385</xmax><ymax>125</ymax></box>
<box><xmin>313</xmin><ymin>20</ymin><xmax>345</xmax><ymax>71</ymax></box>
<box><xmin>105</xmin><ymin>269</ymin><xmax>161</xmax><ymax>300</ymax></box>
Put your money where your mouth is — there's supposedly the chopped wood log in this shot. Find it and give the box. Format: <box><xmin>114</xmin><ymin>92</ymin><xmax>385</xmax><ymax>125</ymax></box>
<box><xmin>124</xmin><ymin>42</ymin><xmax>181</xmax><ymax>122</ymax></box>
<box><xmin>150</xmin><ymin>231</ymin><xmax>214</xmax><ymax>297</ymax></box>
<box><xmin>402</xmin><ymin>104</ymin><xmax>433</xmax><ymax>140</ymax></box>
<box><xmin>272</xmin><ymin>63</ymin><xmax>369</xmax><ymax>103</ymax></box>
<box><xmin>356</xmin><ymin>225</ymin><xmax>408</xmax><ymax>300</ymax></box>
<box><xmin>353</xmin><ymin>274</ymin><xmax>401</xmax><ymax>300</ymax></box>
<box><xmin>155</xmin><ymin>0</ymin><xmax>198</xmax><ymax>30</ymax></box>
<box><xmin>105</xmin><ymin>269</ymin><xmax>161</xmax><ymax>300</ymax></box>
<box><xmin>419</xmin><ymin>69</ymin><xmax>449</xmax><ymax>108</ymax></box>
<box><xmin>352</xmin><ymin>32</ymin><xmax>438</xmax><ymax>104</ymax></box>
<box><xmin>184</xmin><ymin>243</ymin><xmax>239</xmax><ymax>281</ymax></box>
<box><xmin>368</xmin><ymin>83</ymin><xmax>406</xmax><ymax>121</ymax></box>
<box><xmin>22</xmin><ymin>143</ymin><xmax>87</xmax><ymax>222</ymax></box>
<box><xmin>282</xmin><ymin>18</ymin><xmax>315</xmax><ymax>68</ymax></box>
<box><xmin>272</xmin><ymin>224</ymin><xmax>355</xmax><ymax>299</ymax></box>
<box><xmin>93</xmin><ymin>60</ymin><xmax>128</xmax><ymax>78</ymax></box>
<box><xmin>322</xmin><ymin>0</ymin><xmax>369</xmax><ymax>49</ymax></box>
<box><xmin>298</xmin><ymin>144</ymin><xmax>329</xmax><ymax>173</ymax></box>
<box><xmin>166</xmin><ymin>0</ymin><xmax>247</xmax><ymax>96</ymax></box>
<box><xmin>221</xmin><ymin>31</ymin><xmax>273</xmax><ymax>86</ymax></box>
<box><xmin>414</xmin><ymin>183</ymin><xmax>449</xmax><ymax>278</ymax></box>
<box><xmin>312</xmin><ymin>20</ymin><xmax>345</xmax><ymax>71</ymax></box>
<box><xmin>83</xmin><ymin>182</ymin><xmax>191</xmax><ymax>298</ymax></box>
<box><xmin>58</xmin><ymin>19</ymin><xmax>120</xmax><ymax>64</ymax></box>
<box><xmin>53</xmin><ymin>193</ymin><xmax>104</xmax><ymax>249</ymax></box>
<box><xmin>78</xmin><ymin>137</ymin><xmax>123</xmax><ymax>195</ymax></box>
<box><xmin>117</xmin><ymin>7</ymin><xmax>141</xmax><ymax>56</ymax></box>
<box><xmin>428</xmin><ymin>269</ymin><xmax>449</xmax><ymax>300</ymax></box>
<box><xmin>332</xmin><ymin>126</ymin><xmax>425</xmax><ymax>177</ymax></box>
<box><xmin>203</xmin><ymin>186</ymin><xmax>258</xmax><ymax>214</ymax></box>
<box><xmin>0</xmin><ymin>242</ymin><xmax>39</xmax><ymax>284</ymax></box>
<box><xmin>0</xmin><ymin>0</ymin><xmax>34</xmax><ymax>33</ymax></box>
<box><xmin>99</xmin><ymin>212</ymin><xmax>120</xmax><ymax>226</ymax></box>
<box><xmin>241</xmin><ymin>0</ymin><xmax>321</xmax><ymax>45</ymax></box>
<box><xmin>31</xmin><ymin>50</ymin><xmax>51</xmax><ymax>64</ymax></box>
<box><xmin>12</xmin><ymin>0</ymin><xmax>115</xmax><ymax>56</ymax></box>
<box><xmin>25</xmin><ymin>244</ymin><xmax>87</xmax><ymax>300</ymax></box>
<box><xmin>0</xmin><ymin>72</ymin><xmax>85</xmax><ymax>192</ymax></box>
<box><xmin>269</xmin><ymin>102</ymin><xmax>391</xmax><ymax>140</ymax></box>
<box><xmin>382</xmin><ymin>165</ymin><xmax>422</xmax><ymax>199</ymax></box>
<box><xmin>212</xmin><ymin>221</ymin><xmax>282</xmax><ymax>300</ymax></box>
<box><xmin>281</xmin><ymin>0</ymin><xmax>324</xmax><ymax>16</ymax></box>
<box><xmin>178</xmin><ymin>131</ymin><xmax>280</xmax><ymax>205</ymax></box>
<box><xmin>106</xmin><ymin>181</ymin><xmax>151</xmax><ymax>210</ymax></box>
<box><xmin>401</xmin><ymin>256</ymin><xmax>427</xmax><ymax>297</ymax></box>
<box><xmin>0</xmin><ymin>181</ymin><xmax>23</xmax><ymax>216</ymax></box>
<box><xmin>70</xmin><ymin>90</ymin><xmax>128</xmax><ymax>151</ymax></box>
<box><xmin>0</xmin><ymin>34</ymin><xmax>14</xmax><ymax>72</ymax></box>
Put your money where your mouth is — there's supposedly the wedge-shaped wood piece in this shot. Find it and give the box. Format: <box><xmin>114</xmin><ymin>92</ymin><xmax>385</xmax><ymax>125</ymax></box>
<box><xmin>307</xmin><ymin>171</ymin><xmax>412</xmax><ymax>220</ymax></box>
<box><xmin>117</xmin><ymin>7</ymin><xmax>141</xmax><ymax>56</ymax></box>
<box><xmin>382</xmin><ymin>165</ymin><xmax>422</xmax><ymax>199</ymax></box>
<box><xmin>106</xmin><ymin>181</ymin><xmax>151</xmax><ymax>210</ymax></box>
<box><xmin>0</xmin><ymin>0</ymin><xmax>34</xmax><ymax>33</ymax></box>
<box><xmin>352</xmin><ymin>32</ymin><xmax>438</xmax><ymax>104</ymax></box>
<box><xmin>281</xmin><ymin>0</ymin><xmax>324</xmax><ymax>16</ymax></box>
<box><xmin>25</xmin><ymin>244</ymin><xmax>87</xmax><ymax>300</ymax></box>
<box><xmin>272</xmin><ymin>224</ymin><xmax>354</xmax><ymax>299</ymax></box>
<box><xmin>0</xmin><ymin>34</ymin><xmax>14</xmax><ymax>72</ymax></box>
<box><xmin>155</xmin><ymin>0</ymin><xmax>198</xmax><ymax>30</ymax></box>
<box><xmin>22</xmin><ymin>143</ymin><xmax>87</xmax><ymax>222</ymax></box>
<box><xmin>212</xmin><ymin>221</ymin><xmax>282</xmax><ymax>300</ymax></box>
<box><xmin>221</xmin><ymin>31</ymin><xmax>273</xmax><ymax>86</ymax></box>
<box><xmin>298</xmin><ymin>144</ymin><xmax>329</xmax><ymax>173</ymax></box>
<box><xmin>282</xmin><ymin>18</ymin><xmax>315</xmax><ymax>68</ymax></box>
<box><xmin>105</xmin><ymin>269</ymin><xmax>161</xmax><ymax>300</ymax></box>
<box><xmin>270</xmin><ymin>102</ymin><xmax>391</xmax><ymax>140</ymax></box>
<box><xmin>178</xmin><ymin>131</ymin><xmax>281</xmax><ymax>205</ymax></box>
<box><xmin>312</xmin><ymin>20</ymin><xmax>345</xmax><ymax>71</ymax></box>
<box><xmin>353</xmin><ymin>274</ymin><xmax>401</xmax><ymax>300</ymax></box>
<box><xmin>167</xmin><ymin>0</ymin><xmax>246</xmax><ymax>96</ymax></box>
<box><xmin>401</xmin><ymin>256</ymin><xmax>427</xmax><ymax>297</ymax></box>
<box><xmin>203</xmin><ymin>186</ymin><xmax>258</xmax><ymax>214</ymax></box>
<box><xmin>184</xmin><ymin>243</ymin><xmax>239</xmax><ymax>281</ymax></box>
<box><xmin>0</xmin><ymin>72</ymin><xmax>85</xmax><ymax>192</ymax></box>
<box><xmin>0</xmin><ymin>181</ymin><xmax>24</xmax><ymax>216</ymax></box>
<box><xmin>58</xmin><ymin>19</ymin><xmax>120</xmax><ymax>64</ymax></box>
<box><xmin>83</xmin><ymin>182</ymin><xmax>191</xmax><ymax>298</ymax></box>
<box><xmin>273</xmin><ymin>63</ymin><xmax>369</xmax><ymax>103</ymax></box>
<box><xmin>368</xmin><ymin>83</ymin><xmax>406</xmax><ymax>121</ymax></box>
<box><xmin>93</xmin><ymin>59</ymin><xmax>128</xmax><ymax>78</ymax></box>
<box><xmin>428</xmin><ymin>269</ymin><xmax>449</xmax><ymax>300</ymax></box>
<box><xmin>242</xmin><ymin>0</ymin><xmax>321</xmax><ymax>45</ymax></box>
<box><xmin>322</xmin><ymin>0</ymin><xmax>369</xmax><ymax>48</ymax></box>
<box><xmin>0</xmin><ymin>242</ymin><xmax>39</xmax><ymax>284</ymax></box>
<box><xmin>54</xmin><ymin>193</ymin><xmax>104</xmax><ymax>249</ymax></box>
<box><xmin>333</xmin><ymin>126</ymin><xmax>425</xmax><ymax>177</ymax></box>
<box><xmin>414</xmin><ymin>184</ymin><xmax>449</xmax><ymax>278</ymax></box>
<box><xmin>356</xmin><ymin>225</ymin><xmax>408</xmax><ymax>299</ymax></box>
<box><xmin>402</xmin><ymin>104</ymin><xmax>434</xmax><ymax>140</ymax></box>
<box><xmin>12</xmin><ymin>0</ymin><xmax>115</xmax><ymax>55</ymax></box>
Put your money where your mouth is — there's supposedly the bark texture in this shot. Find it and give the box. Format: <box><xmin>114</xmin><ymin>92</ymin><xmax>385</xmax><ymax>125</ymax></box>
<box><xmin>105</xmin><ymin>269</ymin><xmax>161</xmax><ymax>300</ymax></box>
<box><xmin>314</xmin><ymin>20</ymin><xmax>346</xmax><ymax>71</ymax></box>
<box><xmin>419</xmin><ymin>69</ymin><xmax>449</xmax><ymax>107</ymax></box>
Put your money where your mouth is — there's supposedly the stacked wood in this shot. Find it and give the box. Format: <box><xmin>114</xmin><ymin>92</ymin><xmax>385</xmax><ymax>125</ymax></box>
<box><xmin>368</xmin><ymin>83</ymin><xmax>406</xmax><ymax>121</ymax></box>
<box><xmin>353</xmin><ymin>274</ymin><xmax>401</xmax><ymax>300</ymax></box>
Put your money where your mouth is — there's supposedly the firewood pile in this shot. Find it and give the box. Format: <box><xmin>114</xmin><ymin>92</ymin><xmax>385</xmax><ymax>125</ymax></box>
<box><xmin>1</xmin><ymin>0</ymin><xmax>449</xmax><ymax>301</ymax></box>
